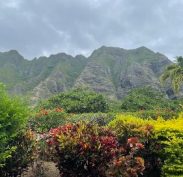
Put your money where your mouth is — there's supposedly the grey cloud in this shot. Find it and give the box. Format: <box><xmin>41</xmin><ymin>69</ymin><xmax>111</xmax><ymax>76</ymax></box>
<box><xmin>0</xmin><ymin>0</ymin><xmax>182</xmax><ymax>59</ymax></box>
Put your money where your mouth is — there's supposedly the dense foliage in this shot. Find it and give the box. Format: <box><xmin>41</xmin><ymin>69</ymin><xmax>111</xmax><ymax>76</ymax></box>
<box><xmin>160</xmin><ymin>56</ymin><xmax>183</xmax><ymax>93</ymax></box>
<box><xmin>1</xmin><ymin>83</ymin><xmax>183</xmax><ymax>177</ymax></box>
<box><xmin>109</xmin><ymin>114</ymin><xmax>183</xmax><ymax>177</ymax></box>
<box><xmin>47</xmin><ymin>122</ymin><xmax>145</xmax><ymax>177</ymax></box>
<box><xmin>40</xmin><ymin>88</ymin><xmax>109</xmax><ymax>113</ymax></box>
<box><xmin>0</xmin><ymin>130</ymin><xmax>35</xmax><ymax>177</ymax></box>
<box><xmin>0</xmin><ymin>83</ymin><xmax>35</xmax><ymax>177</ymax></box>
<box><xmin>0</xmin><ymin>83</ymin><xmax>29</xmax><ymax>166</ymax></box>
<box><xmin>121</xmin><ymin>87</ymin><xmax>181</xmax><ymax>117</ymax></box>
<box><xmin>152</xmin><ymin>115</ymin><xmax>183</xmax><ymax>176</ymax></box>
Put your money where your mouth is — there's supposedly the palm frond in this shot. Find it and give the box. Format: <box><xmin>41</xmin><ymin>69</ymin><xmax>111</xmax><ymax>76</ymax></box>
<box><xmin>160</xmin><ymin>60</ymin><xmax>183</xmax><ymax>93</ymax></box>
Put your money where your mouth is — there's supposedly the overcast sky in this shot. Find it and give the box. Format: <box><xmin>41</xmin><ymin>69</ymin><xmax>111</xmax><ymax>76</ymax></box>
<box><xmin>0</xmin><ymin>0</ymin><xmax>183</xmax><ymax>59</ymax></box>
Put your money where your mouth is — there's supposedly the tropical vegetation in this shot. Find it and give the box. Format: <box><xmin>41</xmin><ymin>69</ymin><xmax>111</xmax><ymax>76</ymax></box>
<box><xmin>160</xmin><ymin>56</ymin><xmax>183</xmax><ymax>93</ymax></box>
<box><xmin>1</xmin><ymin>80</ymin><xmax>183</xmax><ymax>176</ymax></box>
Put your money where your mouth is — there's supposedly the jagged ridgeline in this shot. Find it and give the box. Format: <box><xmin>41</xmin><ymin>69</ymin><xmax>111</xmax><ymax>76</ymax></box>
<box><xmin>0</xmin><ymin>46</ymin><xmax>172</xmax><ymax>102</ymax></box>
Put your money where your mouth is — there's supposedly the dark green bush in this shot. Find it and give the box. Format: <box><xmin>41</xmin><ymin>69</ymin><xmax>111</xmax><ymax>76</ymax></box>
<box><xmin>121</xmin><ymin>87</ymin><xmax>181</xmax><ymax>114</ymax></box>
<box><xmin>0</xmin><ymin>83</ymin><xmax>29</xmax><ymax>167</ymax></box>
<box><xmin>0</xmin><ymin>130</ymin><xmax>35</xmax><ymax>177</ymax></box>
<box><xmin>39</xmin><ymin>88</ymin><xmax>109</xmax><ymax>113</ymax></box>
<box><xmin>0</xmin><ymin>83</ymin><xmax>34</xmax><ymax>177</ymax></box>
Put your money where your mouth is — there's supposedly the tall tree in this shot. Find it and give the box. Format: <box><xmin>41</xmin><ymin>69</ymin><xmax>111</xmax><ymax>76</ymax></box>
<box><xmin>160</xmin><ymin>56</ymin><xmax>183</xmax><ymax>93</ymax></box>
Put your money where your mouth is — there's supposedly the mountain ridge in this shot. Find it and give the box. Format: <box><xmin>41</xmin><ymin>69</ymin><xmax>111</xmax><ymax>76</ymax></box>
<box><xmin>0</xmin><ymin>46</ymin><xmax>173</xmax><ymax>102</ymax></box>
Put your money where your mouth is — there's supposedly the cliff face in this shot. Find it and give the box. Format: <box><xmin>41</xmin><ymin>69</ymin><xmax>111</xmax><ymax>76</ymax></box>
<box><xmin>75</xmin><ymin>46</ymin><xmax>171</xmax><ymax>99</ymax></box>
<box><xmin>0</xmin><ymin>46</ymin><xmax>172</xmax><ymax>101</ymax></box>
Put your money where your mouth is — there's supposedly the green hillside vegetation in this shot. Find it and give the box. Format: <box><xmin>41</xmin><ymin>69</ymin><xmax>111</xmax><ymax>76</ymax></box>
<box><xmin>0</xmin><ymin>51</ymin><xmax>88</xmax><ymax>98</ymax></box>
<box><xmin>1</xmin><ymin>83</ymin><xmax>183</xmax><ymax>177</ymax></box>
<box><xmin>1</xmin><ymin>47</ymin><xmax>183</xmax><ymax>176</ymax></box>
<box><xmin>39</xmin><ymin>88</ymin><xmax>109</xmax><ymax>113</ymax></box>
<box><xmin>120</xmin><ymin>87</ymin><xmax>183</xmax><ymax>119</ymax></box>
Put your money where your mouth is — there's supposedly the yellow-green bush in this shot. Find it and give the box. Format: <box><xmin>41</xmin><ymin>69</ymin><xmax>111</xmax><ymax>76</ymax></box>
<box><xmin>151</xmin><ymin>115</ymin><xmax>183</xmax><ymax>177</ymax></box>
<box><xmin>108</xmin><ymin>114</ymin><xmax>152</xmax><ymax>143</ymax></box>
<box><xmin>108</xmin><ymin>113</ymin><xmax>183</xmax><ymax>177</ymax></box>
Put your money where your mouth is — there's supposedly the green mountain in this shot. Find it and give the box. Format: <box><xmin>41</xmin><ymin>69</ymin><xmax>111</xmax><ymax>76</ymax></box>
<box><xmin>75</xmin><ymin>46</ymin><xmax>172</xmax><ymax>99</ymax></box>
<box><xmin>0</xmin><ymin>46</ymin><xmax>172</xmax><ymax>102</ymax></box>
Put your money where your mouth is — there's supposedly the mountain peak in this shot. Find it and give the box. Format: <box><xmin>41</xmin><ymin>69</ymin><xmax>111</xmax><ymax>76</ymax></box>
<box><xmin>90</xmin><ymin>46</ymin><xmax>126</xmax><ymax>58</ymax></box>
<box><xmin>7</xmin><ymin>50</ymin><xmax>21</xmax><ymax>56</ymax></box>
<box><xmin>134</xmin><ymin>46</ymin><xmax>154</xmax><ymax>53</ymax></box>
<box><xmin>92</xmin><ymin>46</ymin><xmax>155</xmax><ymax>56</ymax></box>
<box><xmin>0</xmin><ymin>50</ymin><xmax>25</xmax><ymax>62</ymax></box>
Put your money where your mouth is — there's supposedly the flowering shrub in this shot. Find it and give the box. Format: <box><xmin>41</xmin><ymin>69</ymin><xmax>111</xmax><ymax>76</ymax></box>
<box><xmin>109</xmin><ymin>114</ymin><xmax>183</xmax><ymax>177</ymax></box>
<box><xmin>30</xmin><ymin>107</ymin><xmax>67</xmax><ymax>133</ymax></box>
<box><xmin>108</xmin><ymin>115</ymin><xmax>161</xmax><ymax>177</ymax></box>
<box><xmin>107</xmin><ymin>137</ymin><xmax>145</xmax><ymax>177</ymax></box>
<box><xmin>48</xmin><ymin>122</ymin><xmax>118</xmax><ymax>176</ymax></box>
<box><xmin>47</xmin><ymin>122</ymin><xmax>145</xmax><ymax>177</ymax></box>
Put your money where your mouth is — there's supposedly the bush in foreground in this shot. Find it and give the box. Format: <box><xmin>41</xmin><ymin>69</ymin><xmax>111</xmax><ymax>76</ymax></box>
<box><xmin>0</xmin><ymin>83</ymin><xmax>34</xmax><ymax>176</ymax></box>
<box><xmin>108</xmin><ymin>114</ymin><xmax>183</xmax><ymax>177</ymax></box>
<box><xmin>0</xmin><ymin>83</ymin><xmax>29</xmax><ymax>166</ymax></box>
<box><xmin>0</xmin><ymin>130</ymin><xmax>35</xmax><ymax>177</ymax></box>
<box><xmin>47</xmin><ymin>122</ymin><xmax>145</xmax><ymax>177</ymax></box>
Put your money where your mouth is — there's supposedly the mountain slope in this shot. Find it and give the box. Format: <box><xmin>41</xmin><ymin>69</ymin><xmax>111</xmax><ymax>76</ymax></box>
<box><xmin>0</xmin><ymin>46</ymin><xmax>172</xmax><ymax>101</ymax></box>
<box><xmin>74</xmin><ymin>46</ymin><xmax>172</xmax><ymax>99</ymax></box>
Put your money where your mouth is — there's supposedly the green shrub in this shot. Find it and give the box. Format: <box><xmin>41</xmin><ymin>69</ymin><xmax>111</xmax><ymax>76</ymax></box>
<box><xmin>39</xmin><ymin>88</ymin><xmax>109</xmax><ymax>113</ymax></box>
<box><xmin>0</xmin><ymin>130</ymin><xmax>35</xmax><ymax>176</ymax></box>
<box><xmin>121</xmin><ymin>87</ymin><xmax>181</xmax><ymax>114</ymax></box>
<box><xmin>0</xmin><ymin>83</ymin><xmax>29</xmax><ymax>167</ymax></box>
<box><xmin>151</xmin><ymin>116</ymin><xmax>183</xmax><ymax>177</ymax></box>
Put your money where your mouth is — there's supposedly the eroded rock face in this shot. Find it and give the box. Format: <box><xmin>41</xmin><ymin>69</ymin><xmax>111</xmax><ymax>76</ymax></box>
<box><xmin>74</xmin><ymin>61</ymin><xmax>117</xmax><ymax>99</ymax></box>
<box><xmin>75</xmin><ymin>46</ymin><xmax>172</xmax><ymax>99</ymax></box>
<box><xmin>0</xmin><ymin>46</ymin><xmax>173</xmax><ymax>102</ymax></box>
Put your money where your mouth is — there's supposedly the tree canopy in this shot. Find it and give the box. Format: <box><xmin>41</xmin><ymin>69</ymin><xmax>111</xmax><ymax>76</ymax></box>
<box><xmin>40</xmin><ymin>88</ymin><xmax>109</xmax><ymax>113</ymax></box>
<box><xmin>121</xmin><ymin>87</ymin><xmax>179</xmax><ymax>112</ymax></box>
